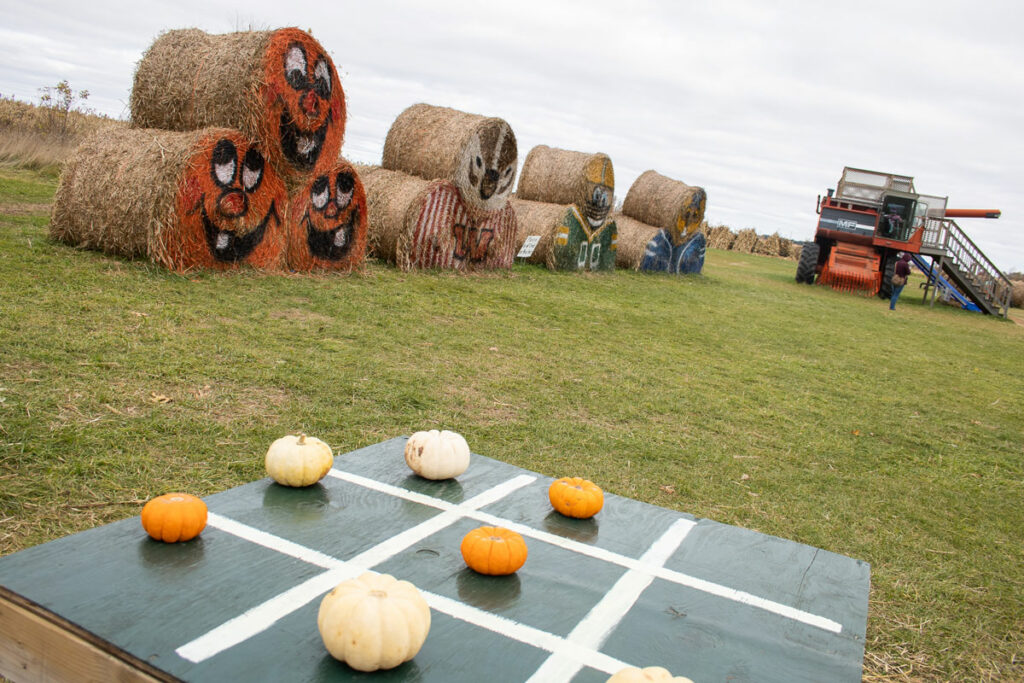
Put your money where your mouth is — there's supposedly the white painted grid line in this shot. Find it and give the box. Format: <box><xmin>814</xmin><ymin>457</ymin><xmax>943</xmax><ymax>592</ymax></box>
<box><xmin>526</xmin><ymin>519</ymin><xmax>695</xmax><ymax>682</ymax></box>
<box><xmin>335</xmin><ymin>468</ymin><xmax>842</xmax><ymax>634</ymax></box>
<box><xmin>176</xmin><ymin>474</ymin><xmax>535</xmax><ymax>663</ymax></box>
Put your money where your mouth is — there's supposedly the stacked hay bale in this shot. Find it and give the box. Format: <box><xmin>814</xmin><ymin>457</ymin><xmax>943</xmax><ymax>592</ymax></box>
<box><xmin>51</xmin><ymin>128</ymin><xmax>288</xmax><ymax>271</ymax></box>
<box><xmin>614</xmin><ymin>170</ymin><xmax>707</xmax><ymax>274</ymax></box>
<box><xmin>511</xmin><ymin>145</ymin><xmax>617</xmax><ymax>271</ymax></box>
<box><xmin>732</xmin><ymin>228</ymin><xmax>758</xmax><ymax>253</ymax></box>
<box><xmin>362</xmin><ymin>103</ymin><xmax>519</xmax><ymax>271</ymax></box>
<box><xmin>51</xmin><ymin>26</ymin><xmax>365</xmax><ymax>273</ymax></box>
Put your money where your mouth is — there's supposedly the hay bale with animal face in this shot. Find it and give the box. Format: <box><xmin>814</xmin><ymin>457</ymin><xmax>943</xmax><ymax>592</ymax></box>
<box><xmin>51</xmin><ymin>127</ymin><xmax>287</xmax><ymax>271</ymax></box>
<box><xmin>286</xmin><ymin>158</ymin><xmax>367</xmax><ymax>272</ymax></box>
<box><xmin>361</xmin><ymin>165</ymin><xmax>517</xmax><ymax>271</ymax></box>
<box><xmin>513</xmin><ymin>146</ymin><xmax>617</xmax><ymax>272</ymax></box>
<box><xmin>131</xmin><ymin>27</ymin><xmax>345</xmax><ymax>186</ymax></box>
<box><xmin>366</xmin><ymin>103</ymin><xmax>519</xmax><ymax>270</ymax></box>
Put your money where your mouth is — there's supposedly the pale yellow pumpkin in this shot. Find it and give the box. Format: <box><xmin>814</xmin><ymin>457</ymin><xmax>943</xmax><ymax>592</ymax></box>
<box><xmin>404</xmin><ymin>429</ymin><xmax>470</xmax><ymax>480</ymax></box>
<box><xmin>317</xmin><ymin>572</ymin><xmax>431</xmax><ymax>671</ymax></box>
<box><xmin>607</xmin><ymin>666</ymin><xmax>694</xmax><ymax>683</ymax></box>
<box><xmin>265</xmin><ymin>433</ymin><xmax>333</xmax><ymax>487</ymax></box>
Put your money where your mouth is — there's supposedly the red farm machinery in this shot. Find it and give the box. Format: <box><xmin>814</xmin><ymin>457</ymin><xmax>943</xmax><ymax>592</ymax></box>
<box><xmin>796</xmin><ymin>167</ymin><xmax>1011</xmax><ymax>317</ymax></box>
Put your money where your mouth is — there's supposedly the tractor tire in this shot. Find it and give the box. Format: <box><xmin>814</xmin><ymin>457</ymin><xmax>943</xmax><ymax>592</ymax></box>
<box><xmin>796</xmin><ymin>243</ymin><xmax>819</xmax><ymax>284</ymax></box>
<box><xmin>878</xmin><ymin>255</ymin><xmax>896</xmax><ymax>299</ymax></box>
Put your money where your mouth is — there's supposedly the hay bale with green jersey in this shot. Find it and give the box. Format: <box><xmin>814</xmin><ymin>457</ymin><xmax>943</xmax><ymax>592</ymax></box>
<box><xmin>50</xmin><ymin>127</ymin><xmax>288</xmax><ymax>271</ymax></box>
<box><xmin>130</xmin><ymin>27</ymin><xmax>346</xmax><ymax>186</ymax></box>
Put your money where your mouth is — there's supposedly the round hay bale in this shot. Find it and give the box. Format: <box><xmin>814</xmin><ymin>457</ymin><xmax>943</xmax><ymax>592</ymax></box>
<box><xmin>51</xmin><ymin>127</ymin><xmax>287</xmax><ymax>271</ymax></box>
<box><xmin>613</xmin><ymin>212</ymin><xmax>706</xmax><ymax>274</ymax></box>
<box><xmin>286</xmin><ymin>158</ymin><xmax>367</xmax><ymax>272</ymax></box>
<box><xmin>511</xmin><ymin>197</ymin><xmax>617</xmax><ymax>272</ymax></box>
<box><xmin>381</xmin><ymin>103</ymin><xmax>517</xmax><ymax>215</ymax></box>
<box><xmin>363</xmin><ymin>167</ymin><xmax>517</xmax><ymax>271</ymax></box>
<box><xmin>621</xmin><ymin>170</ymin><xmax>707</xmax><ymax>243</ymax></box>
<box><xmin>612</xmin><ymin>213</ymin><xmax>659</xmax><ymax>270</ymax></box>
<box><xmin>732</xmin><ymin>228</ymin><xmax>758</xmax><ymax>253</ymax></box>
<box><xmin>131</xmin><ymin>27</ymin><xmax>345</xmax><ymax>185</ymax></box>
<box><xmin>516</xmin><ymin>145</ymin><xmax>615</xmax><ymax>232</ymax></box>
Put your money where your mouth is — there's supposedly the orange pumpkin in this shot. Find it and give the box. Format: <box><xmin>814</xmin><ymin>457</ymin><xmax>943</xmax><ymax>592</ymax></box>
<box><xmin>286</xmin><ymin>159</ymin><xmax>367</xmax><ymax>271</ymax></box>
<box><xmin>262</xmin><ymin>28</ymin><xmax>345</xmax><ymax>176</ymax></box>
<box><xmin>460</xmin><ymin>526</ymin><xmax>528</xmax><ymax>576</ymax></box>
<box><xmin>172</xmin><ymin>130</ymin><xmax>287</xmax><ymax>270</ymax></box>
<box><xmin>141</xmin><ymin>493</ymin><xmax>208</xmax><ymax>543</ymax></box>
<box><xmin>549</xmin><ymin>477</ymin><xmax>604</xmax><ymax>519</ymax></box>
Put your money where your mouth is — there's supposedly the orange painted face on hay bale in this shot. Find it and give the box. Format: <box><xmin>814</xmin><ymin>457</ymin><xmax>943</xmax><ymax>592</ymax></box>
<box><xmin>582</xmin><ymin>155</ymin><xmax>614</xmax><ymax>230</ymax></box>
<box><xmin>174</xmin><ymin>132</ymin><xmax>286</xmax><ymax>269</ymax></box>
<box><xmin>454</xmin><ymin>120</ymin><xmax>517</xmax><ymax>215</ymax></box>
<box><xmin>287</xmin><ymin>160</ymin><xmax>367</xmax><ymax>270</ymax></box>
<box><xmin>672</xmin><ymin>188</ymin><xmax>707</xmax><ymax>246</ymax></box>
<box><xmin>263</xmin><ymin>29</ymin><xmax>345</xmax><ymax>175</ymax></box>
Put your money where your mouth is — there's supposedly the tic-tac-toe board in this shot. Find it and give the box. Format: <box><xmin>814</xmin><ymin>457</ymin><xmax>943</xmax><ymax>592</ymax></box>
<box><xmin>0</xmin><ymin>437</ymin><xmax>870</xmax><ymax>682</ymax></box>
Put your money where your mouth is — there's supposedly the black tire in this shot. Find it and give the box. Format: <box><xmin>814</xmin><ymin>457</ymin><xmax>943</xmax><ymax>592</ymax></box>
<box><xmin>878</xmin><ymin>255</ymin><xmax>896</xmax><ymax>299</ymax></box>
<box><xmin>796</xmin><ymin>243</ymin><xmax>819</xmax><ymax>284</ymax></box>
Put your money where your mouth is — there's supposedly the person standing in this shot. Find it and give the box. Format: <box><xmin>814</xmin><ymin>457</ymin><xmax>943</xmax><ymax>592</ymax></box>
<box><xmin>890</xmin><ymin>252</ymin><xmax>912</xmax><ymax>310</ymax></box>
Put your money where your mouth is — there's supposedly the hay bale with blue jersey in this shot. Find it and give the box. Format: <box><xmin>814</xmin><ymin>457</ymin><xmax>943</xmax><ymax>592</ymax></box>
<box><xmin>621</xmin><ymin>170</ymin><xmax>707</xmax><ymax>274</ymax></box>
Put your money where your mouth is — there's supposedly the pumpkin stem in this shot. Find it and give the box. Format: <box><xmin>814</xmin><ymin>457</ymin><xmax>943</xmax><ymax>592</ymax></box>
<box><xmin>297</xmin><ymin>433</ymin><xmax>307</xmax><ymax>445</ymax></box>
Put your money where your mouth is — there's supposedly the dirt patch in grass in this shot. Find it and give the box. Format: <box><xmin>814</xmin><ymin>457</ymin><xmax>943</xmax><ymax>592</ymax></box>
<box><xmin>269</xmin><ymin>308</ymin><xmax>333</xmax><ymax>324</ymax></box>
<box><xmin>0</xmin><ymin>202</ymin><xmax>52</xmax><ymax>214</ymax></box>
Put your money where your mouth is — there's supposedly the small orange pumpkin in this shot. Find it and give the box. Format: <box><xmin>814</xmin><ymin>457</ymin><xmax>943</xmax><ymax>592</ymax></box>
<box><xmin>141</xmin><ymin>493</ymin><xmax>208</xmax><ymax>543</ymax></box>
<box><xmin>460</xmin><ymin>526</ymin><xmax>528</xmax><ymax>576</ymax></box>
<box><xmin>549</xmin><ymin>477</ymin><xmax>604</xmax><ymax>519</ymax></box>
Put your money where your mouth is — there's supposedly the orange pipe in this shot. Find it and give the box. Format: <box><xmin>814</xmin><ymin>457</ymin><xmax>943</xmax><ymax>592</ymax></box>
<box><xmin>944</xmin><ymin>209</ymin><xmax>1001</xmax><ymax>219</ymax></box>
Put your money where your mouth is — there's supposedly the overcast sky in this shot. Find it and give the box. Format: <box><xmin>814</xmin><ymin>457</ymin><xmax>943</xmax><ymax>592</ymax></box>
<box><xmin>3</xmin><ymin>0</ymin><xmax>1023</xmax><ymax>272</ymax></box>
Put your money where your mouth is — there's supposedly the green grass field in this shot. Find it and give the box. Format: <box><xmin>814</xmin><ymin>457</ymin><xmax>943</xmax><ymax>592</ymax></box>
<box><xmin>1</xmin><ymin>167</ymin><xmax>1022</xmax><ymax>681</ymax></box>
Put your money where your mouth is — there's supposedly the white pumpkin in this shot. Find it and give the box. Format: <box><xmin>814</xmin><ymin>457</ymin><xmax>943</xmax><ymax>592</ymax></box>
<box><xmin>318</xmin><ymin>572</ymin><xmax>431</xmax><ymax>672</ymax></box>
<box><xmin>264</xmin><ymin>433</ymin><xmax>333</xmax><ymax>487</ymax></box>
<box><xmin>607</xmin><ymin>666</ymin><xmax>694</xmax><ymax>683</ymax></box>
<box><xmin>404</xmin><ymin>429</ymin><xmax>470</xmax><ymax>480</ymax></box>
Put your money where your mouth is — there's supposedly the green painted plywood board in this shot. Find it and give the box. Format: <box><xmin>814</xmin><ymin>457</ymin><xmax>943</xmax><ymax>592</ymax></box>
<box><xmin>0</xmin><ymin>437</ymin><xmax>869</xmax><ymax>682</ymax></box>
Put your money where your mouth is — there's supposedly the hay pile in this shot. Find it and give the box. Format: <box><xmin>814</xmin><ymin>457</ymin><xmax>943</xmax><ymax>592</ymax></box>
<box><xmin>705</xmin><ymin>225</ymin><xmax>736</xmax><ymax>250</ymax></box>
<box><xmin>790</xmin><ymin>244</ymin><xmax>803</xmax><ymax>262</ymax></box>
<box><xmin>286</xmin><ymin>158</ymin><xmax>367</xmax><ymax>272</ymax></box>
<box><xmin>382</xmin><ymin>103</ymin><xmax>517</xmax><ymax>215</ymax></box>
<box><xmin>732</xmin><ymin>228</ymin><xmax>758</xmax><ymax>253</ymax></box>
<box><xmin>51</xmin><ymin>127</ymin><xmax>287</xmax><ymax>271</ymax></box>
<box><xmin>364</xmin><ymin>104</ymin><xmax>519</xmax><ymax>271</ymax></box>
<box><xmin>131</xmin><ymin>27</ymin><xmax>346</xmax><ymax>186</ymax></box>
<box><xmin>512</xmin><ymin>145</ymin><xmax>617</xmax><ymax>272</ymax></box>
<box><xmin>753</xmin><ymin>232</ymin><xmax>783</xmax><ymax>257</ymax></box>
<box><xmin>1011</xmin><ymin>280</ymin><xmax>1024</xmax><ymax>308</ymax></box>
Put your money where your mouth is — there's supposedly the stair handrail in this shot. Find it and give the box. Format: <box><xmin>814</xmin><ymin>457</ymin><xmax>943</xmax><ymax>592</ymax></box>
<box><xmin>923</xmin><ymin>217</ymin><xmax>1011</xmax><ymax>316</ymax></box>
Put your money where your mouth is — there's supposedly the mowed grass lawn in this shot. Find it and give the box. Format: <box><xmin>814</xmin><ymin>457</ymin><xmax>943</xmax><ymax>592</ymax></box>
<box><xmin>1</xmin><ymin>167</ymin><xmax>1022</xmax><ymax>681</ymax></box>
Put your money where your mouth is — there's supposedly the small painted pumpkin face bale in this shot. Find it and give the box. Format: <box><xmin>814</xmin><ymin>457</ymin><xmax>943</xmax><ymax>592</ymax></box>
<box><xmin>404</xmin><ymin>429</ymin><xmax>471</xmax><ymax>480</ymax></box>
<box><xmin>460</xmin><ymin>526</ymin><xmax>528</xmax><ymax>576</ymax></box>
<box><xmin>265</xmin><ymin>433</ymin><xmax>333</xmax><ymax>487</ymax></box>
<box><xmin>607</xmin><ymin>666</ymin><xmax>694</xmax><ymax>682</ymax></box>
<box><xmin>671</xmin><ymin>187</ymin><xmax>707</xmax><ymax>246</ymax></box>
<box><xmin>141</xmin><ymin>493</ymin><xmax>208</xmax><ymax>543</ymax></box>
<box><xmin>549</xmin><ymin>477</ymin><xmax>604</xmax><ymax>519</ymax></box>
<box><xmin>318</xmin><ymin>572</ymin><xmax>431</xmax><ymax>672</ymax></box>
<box><xmin>174</xmin><ymin>131</ymin><xmax>287</xmax><ymax>269</ymax></box>
<box><xmin>287</xmin><ymin>159</ymin><xmax>367</xmax><ymax>271</ymax></box>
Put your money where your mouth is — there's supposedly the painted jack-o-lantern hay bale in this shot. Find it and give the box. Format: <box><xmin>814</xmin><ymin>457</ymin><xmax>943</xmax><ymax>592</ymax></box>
<box><xmin>359</xmin><ymin>165</ymin><xmax>517</xmax><ymax>270</ymax></box>
<box><xmin>513</xmin><ymin>145</ymin><xmax>618</xmax><ymax>272</ymax></box>
<box><xmin>285</xmin><ymin>158</ymin><xmax>367</xmax><ymax>271</ymax></box>
<box><xmin>617</xmin><ymin>170</ymin><xmax>708</xmax><ymax>275</ymax></box>
<box><xmin>365</xmin><ymin>103</ymin><xmax>518</xmax><ymax>270</ymax></box>
<box><xmin>50</xmin><ymin>127</ymin><xmax>287</xmax><ymax>271</ymax></box>
<box><xmin>130</xmin><ymin>27</ymin><xmax>345</xmax><ymax>188</ymax></box>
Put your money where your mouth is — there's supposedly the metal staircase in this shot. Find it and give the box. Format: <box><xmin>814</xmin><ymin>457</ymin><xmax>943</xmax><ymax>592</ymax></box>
<box><xmin>918</xmin><ymin>217</ymin><xmax>1011</xmax><ymax>317</ymax></box>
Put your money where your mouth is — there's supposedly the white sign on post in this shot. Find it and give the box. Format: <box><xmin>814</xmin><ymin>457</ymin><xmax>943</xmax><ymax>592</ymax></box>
<box><xmin>517</xmin><ymin>235</ymin><xmax>541</xmax><ymax>259</ymax></box>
